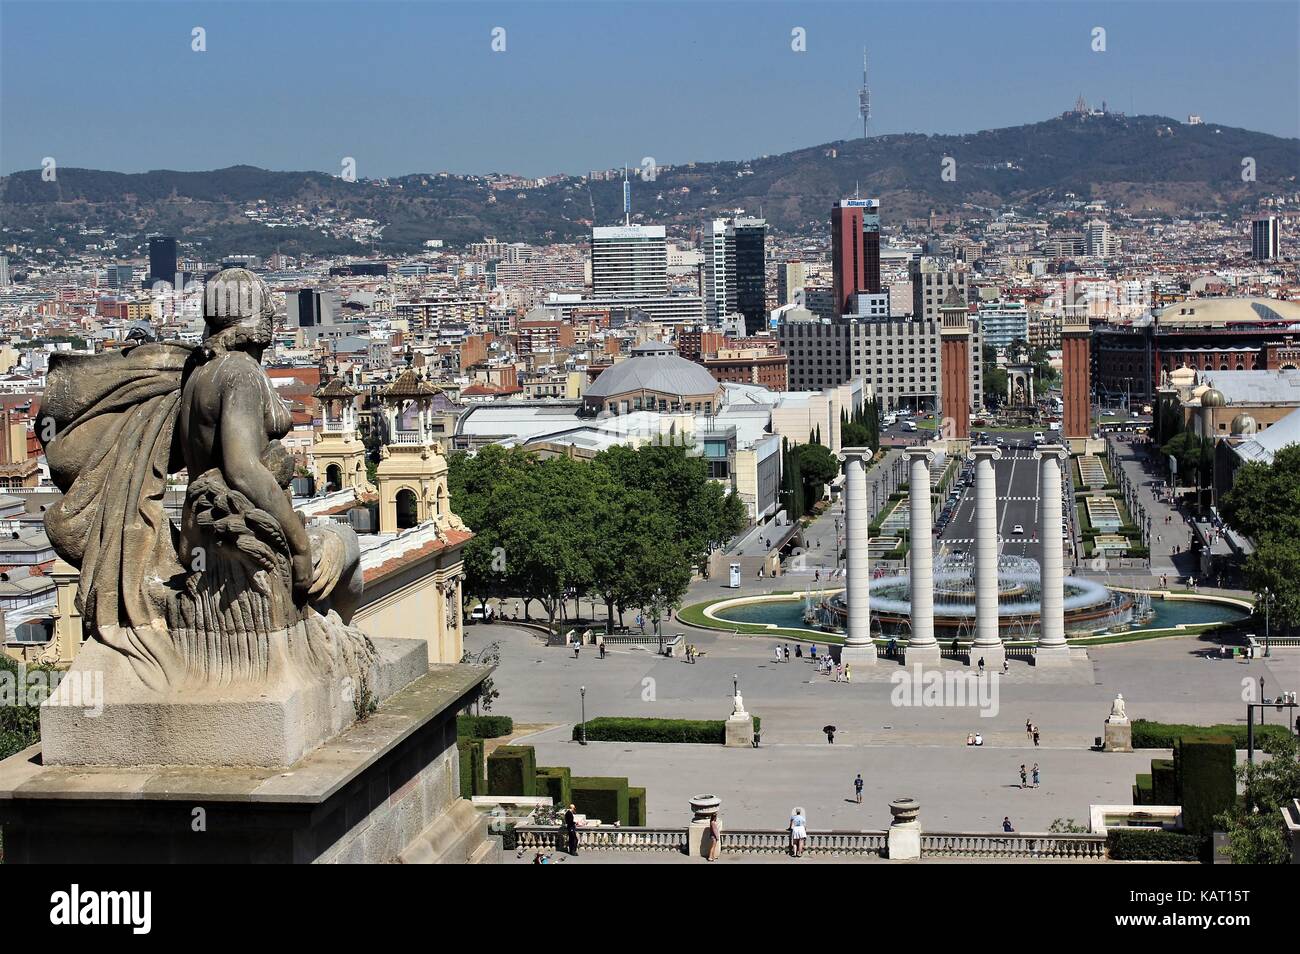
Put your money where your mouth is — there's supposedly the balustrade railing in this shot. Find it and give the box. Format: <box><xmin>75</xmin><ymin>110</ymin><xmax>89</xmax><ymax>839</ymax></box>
<box><xmin>515</xmin><ymin>825</ymin><xmax>686</xmax><ymax>852</ymax></box>
<box><xmin>920</xmin><ymin>831</ymin><xmax>1107</xmax><ymax>859</ymax></box>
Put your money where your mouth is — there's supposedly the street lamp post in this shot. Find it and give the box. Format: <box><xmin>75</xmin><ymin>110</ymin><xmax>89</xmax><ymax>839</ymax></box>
<box><xmin>579</xmin><ymin>686</ymin><xmax>587</xmax><ymax>745</ymax></box>
<box><xmin>1264</xmin><ymin>587</ymin><xmax>1271</xmax><ymax>658</ymax></box>
<box><xmin>733</xmin><ymin>673</ymin><xmax>739</xmax><ymax>698</ymax></box>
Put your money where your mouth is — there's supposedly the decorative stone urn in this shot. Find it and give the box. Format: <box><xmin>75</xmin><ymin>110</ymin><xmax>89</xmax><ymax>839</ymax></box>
<box><xmin>688</xmin><ymin>794</ymin><xmax>721</xmax><ymax>858</ymax></box>
<box><xmin>887</xmin><ymin>797</ymin><xmax>921</xmax><ymax>860</ymax></box>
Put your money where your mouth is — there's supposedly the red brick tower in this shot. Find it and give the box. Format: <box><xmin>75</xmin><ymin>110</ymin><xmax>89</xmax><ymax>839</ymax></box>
<box><xmin>1062</xmin><ymin>306</ymin><xmax>1092</xmax><ymax>450</ymax></box>
<box><xmin>939</xmin><ymin>287</ymin><xmax>971</xmax><ymax>447</ymax></box>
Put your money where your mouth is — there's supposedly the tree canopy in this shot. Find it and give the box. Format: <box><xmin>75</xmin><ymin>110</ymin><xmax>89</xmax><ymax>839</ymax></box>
<box><xmin>1221</xmin><ymin>444</ymin><xmax>1300</xmax><ymax>631</ymax></box>
<box><xmin>448</xmin><ymin>442</ymin><xmax>746</xmax><ymax>630</ymax></box>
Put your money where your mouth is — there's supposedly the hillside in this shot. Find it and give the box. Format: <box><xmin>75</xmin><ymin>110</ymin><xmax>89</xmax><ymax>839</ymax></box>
<box><xmin>2</xmin><ymin>112</ymin><xmax>1295</xmax><ymax>256</ymax></box>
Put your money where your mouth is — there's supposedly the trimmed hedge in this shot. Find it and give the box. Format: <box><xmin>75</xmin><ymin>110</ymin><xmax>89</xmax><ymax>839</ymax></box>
<box><xmin>1175</xmin><ymin>738</ymin><xmax>1235</xmax><ymax>837</ymax></box>
<box><xmin>572</xmin><ymin>716</ymin><xmax>761</xmax><ymax>744</ymax></box>
<box><xmin>1150</xmin><ymin>758</ymin><xmax>1178</xmax><ymax>805</ymax></box>
<box><xmin>487</xmin><ymin>744</ymin><xmax>537</xmax><ymax>797</ymax></box>
<box><xmin>1133</xmin><ymin>773</ymin><xmax>1153</xmax><ymax>805</ymax></box>
<box><xmin>1107</xmin><ymin>829</ymin><xmax>1208</xmax><ymax>862</ymax></box>
<box><xmin>628</xmin><ymin>786</ymin><xmax>647</xmax><ymax>826</ymax></box>
<box><xmin>457</xmin><ymin>715</ymin><xmax>514</xmax><ymax>739</ymax></box>
<box><xmin>572</xmin><ymin>776</ymin><xmax>629</xmax><ymax>826</ymax></box>
<box><xmin>457</xmin><ymin>738</ymin><xmax>485</xmax><ymax>799</ymax></box>
<box><xmin>535</xmin><ymin>765</ymin><xmax>572</xmax><ymax>807</ymax></box>
<box><xmin>1131</xmin><ymin>719</ymin><xmax>1290</xmax><ymax>749</ymax></box>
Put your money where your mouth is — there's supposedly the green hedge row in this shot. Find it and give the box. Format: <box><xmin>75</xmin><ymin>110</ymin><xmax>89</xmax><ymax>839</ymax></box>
<box><xmin>1150</xmin><ymin>758</ymin><xmax>1178</xmax><ymax>805</ymax></box>
<box><xmin>573</xmin><ymin>776</ymin><xmax>629</xmax><ymax>826</ymax></box>
<box><xmin>572</xmin><ymin>717</ymin><xmax>761</xmax><ymax>744</ymax></box>
<box><xmin>457</xmin><ymin>715</ymin><xmax>514</xmax><ymax>739</ymax></box>
<box><xmin>628</xmin><ymin>787</ymin><xmax>647</xmax><ymax>827</ymax></box>
<box><xmin>487</xmin><ymin>745</ymin><xmax>537</xmax><ymax>797</ymax></box>
<box><xmin>456</xmin><ymin>738</ymin><xmax>485</xmax><ymax>799</ymax></box>
<box><xmin>1176</xmin><ymin>739</ymin><xmax>1236</xmax><ymax>837</ymax></box>
<box><xmin>535</xmin><ymin>765</ymin><xmax>572</xmax><ymax>807</ymax></box>
<box><xmin>1131</xmin><ymin>719</ymin><xmax>1290</xmax><ymax>749</ymax></box>
<box><xmin>1107</xmin><ymin>829</ymin><xmax>1208</xmax><ymax>862</ymax></box>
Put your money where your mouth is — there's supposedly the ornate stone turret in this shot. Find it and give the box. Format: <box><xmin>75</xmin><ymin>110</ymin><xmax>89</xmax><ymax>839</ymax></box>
<box><xmin>312</xmin><ymin>373</ymin><xmax>372</xmax><ymax>494</ymax></box>
<box><xmin>374</xmin><ymin>368</ymin><xmax>462</xmax><ymax>534</ymax></box>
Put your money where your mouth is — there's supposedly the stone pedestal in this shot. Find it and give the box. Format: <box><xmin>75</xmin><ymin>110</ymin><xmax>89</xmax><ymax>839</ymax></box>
<box><xmin>39</xmin><ymin>637</ymin><xmax>429</xmax><ymax>768</ymax></box>
<box><xmin>725</xmin><ymin>714</ymin><xmax>754</xmax><ymax>747</ymax></box>
<box><xmin>0</xmin><ymin>663</ymin><xmax>496</xmax><ymax>864</ymax></box>
<box><xmin>1103</xmin><ymin>721</ymin><xmax>1133</xmax><ymax>752</ymax></box>
<box><xmin>688</xmin><ymin>794</ymin><xmax>720</xmax><ymax>858</ymax></box>
<box><xmin>887</xmin><ymin>797</ymin><xmax>921</xmax><ymax>861</ymax></box>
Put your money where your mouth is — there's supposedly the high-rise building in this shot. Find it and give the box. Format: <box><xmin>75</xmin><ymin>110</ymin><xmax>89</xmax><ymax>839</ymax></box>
<box><xmin>911</xmin><ymin>259</ymin><xmax>970</xmax><ymax>322</ymax></box>
<box><xmin>106</xmin><ymin>264</ymin><xmax>134</xmax><ymax>289</ymax></box>
<box><xmin>831</xmin><ymin>199</ymin><xmax>881</xmax><ymax>315</ymax></box>
<box><xmin>1252</xmin><ymin>216</ymin><xmax>1281</xmax><ymax>261</ymax></box>
<box><xmin>591</xmin><ymin>225</ymin><xmax>667</xmax><ymax>299</ymax></box>
<box><xmin>0</xmin><ymin>256</ymin><xmax>9</xmax><ymax>288</ymax></box>
<box><xmin>777</xmin><ymin>262</ymin><xmax>806</xmax><ymax>306</ymax></box>
<box><xmin>977</xmin><ymin>299</ymin><xmax>1029</xmax><ymax>349</ymax></box>
<box><xmin>701</xmin><ymin>219</ymin><xmax>735</xmax><ymax>324</ymax></box>
<box><xmin>148</xmin><ymin>236</ymin><xmax>178</xmax><ymax>286</ymax></box>
<box><xmin>1085</xmin><ymin>220</ymin><xmax>1112</xmax><ymax>259</ymax></box>
<box><xmin>733</xmin><ymin>217</ymin><xmax>766</xmax><ymax>335</ymax></box>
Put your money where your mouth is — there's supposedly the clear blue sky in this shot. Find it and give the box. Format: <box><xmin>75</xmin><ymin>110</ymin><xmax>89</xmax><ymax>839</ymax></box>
<box><xmin>2</xmin><ymin>0</ymin><xmax>1296</xmax><ymax>177</ymax></box>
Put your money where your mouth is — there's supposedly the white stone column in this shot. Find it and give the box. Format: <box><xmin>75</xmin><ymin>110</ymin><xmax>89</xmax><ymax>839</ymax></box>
<box><xmin>838</xmin><ymin>447</ymin><xmax>876</xmax><ymax>665</ymax></box>
<box><xmin>905</xmin><ymin>447</ymin><xmax>940</xmax><ymax>663</ymax></box>
<box><xmin>970</xmin><ymin>445</ymin><xmax>1006</xmax><ymax>669</ymax></box>
<box><xmin>1034</xmin><ymin>444</ymin><xmax>1071</xmax><ymax>664</ymax></box>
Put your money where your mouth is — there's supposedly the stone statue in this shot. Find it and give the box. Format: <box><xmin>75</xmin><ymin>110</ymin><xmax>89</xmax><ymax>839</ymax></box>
<box><xmin>731</xmin><ymin>689</ymin><xmax>747</xmax><ymax>718</ymax></box>
<box><xmin>1107</xmin><ymin>693</ymin><xmax>1128</xmax><ymax>723</ymax></box>
<box><xmin>39</xmin><ymin>268</ymin><xmax>375</xmax><ymax>695</ymax></box>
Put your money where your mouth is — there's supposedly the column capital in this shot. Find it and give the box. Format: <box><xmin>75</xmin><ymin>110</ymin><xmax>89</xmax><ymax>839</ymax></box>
<box><xmin>1034</xmin><ymin>443</ymin><xmax>1070</xmax><ymax>462</ymax></box>
<box><xmin>905</xmin><ymin>446</ymin><xmax>935</xmax><ymax>464</ymax></box>
<box><xmin>968</xmin><ymin>444</ymin><xmax>1002</xmax><ymax>462</ymax></box>
<box><xmin>836</xmin><ymin>446</ymin><xmax>874</xmax><ymax>466</ymax></box>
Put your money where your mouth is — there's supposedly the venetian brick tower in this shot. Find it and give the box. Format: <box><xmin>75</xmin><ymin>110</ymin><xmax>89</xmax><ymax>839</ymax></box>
<box><xmin>939</xmin><ymin>287</ymin><xmax>971</xmax><ymax>451</ymax></box>
<box><xmin>1062</xmin><ymin>306</ymin><xmax>1092</xmax><ymax>451</ymax></box>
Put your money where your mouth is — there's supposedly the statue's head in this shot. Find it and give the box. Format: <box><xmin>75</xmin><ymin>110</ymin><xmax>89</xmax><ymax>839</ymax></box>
<box><xmin>203</xmin><ymin>268</ymin><xmax>275</xmax><ymax>347</ymax></box>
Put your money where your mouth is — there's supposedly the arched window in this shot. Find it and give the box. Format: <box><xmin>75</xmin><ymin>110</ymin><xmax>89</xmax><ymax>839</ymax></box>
<box><xmin>395</xmin><ymin>488</ymin><xmax>419</xmax><ymax>530</ymax></box>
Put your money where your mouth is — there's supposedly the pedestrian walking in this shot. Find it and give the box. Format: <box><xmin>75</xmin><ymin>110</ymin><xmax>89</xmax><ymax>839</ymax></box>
<box><xmin>833</xmin><ymin>663</ymin><xmax>842</xmax><ymax>682</ymax></box>
<box><xmin>1032</xmin><ymin>725</ymin><xmax>1040</xmax><ymax>746</ymax></box>
<box><xmin>774</xmin><ymin>645</ymin><xmax>783</xmax><ymax>664</ymax></box>
<box><xmin>1025</xmin><ymin>718</ymin><xmax>1033</xmax><ymax>741</ymax></box>
<box><xmin>844</xmin><ymin>664</ymin><xmax>852</xmax><ymax>683</ymax></box>
<box><xmin>1019</xmin><ymin>764</ymin><xmax>1028</xmax><ymax>788</ymax></box>
<box><xmin>707</xmin><ymin>812</ymin><xmax>721</xmax><ymax>862</ymax></box>
<box><xmin>783</xmin><ymin>644</ymin><xmax>791</xmax><ymax>662</ymax></box>
<box><xmin>854</xmin><ymin>773</ymin><xmax>864</xmax><ymax>804</ymax></box>
<box><xmin>1032</xmin><ymin>764</ymin><xmax>1040</xmax><ymax>788</ymax></box>
<box><xmin>824</xmin><ymin>724</ymin><xmax>836</xmax><ymax>744</ymax></box>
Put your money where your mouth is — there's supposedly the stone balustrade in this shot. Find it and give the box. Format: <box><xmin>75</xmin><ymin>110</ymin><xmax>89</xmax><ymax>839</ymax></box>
<box><xmin>920</xmin><ymin>831</ymin><xmax>1107</xmax><ymax>859</ymax></box>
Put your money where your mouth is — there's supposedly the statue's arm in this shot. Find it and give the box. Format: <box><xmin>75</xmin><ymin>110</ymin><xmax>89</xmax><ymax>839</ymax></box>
<box><xmin>219</xmin><ymin>381</ymin><xmax>313</xmax><ymax>595</ymax></box>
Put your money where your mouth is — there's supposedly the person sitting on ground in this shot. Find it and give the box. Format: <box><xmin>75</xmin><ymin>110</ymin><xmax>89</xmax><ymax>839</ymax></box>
<box><xmin>974</xmin><ymin>732</ymin><xmax>984</xmax><ymax>746</ymax></box>
<box><xmin>966</xmin><ymin>732</ymin><xmax>975</xmax><ymax>746</ymax></box>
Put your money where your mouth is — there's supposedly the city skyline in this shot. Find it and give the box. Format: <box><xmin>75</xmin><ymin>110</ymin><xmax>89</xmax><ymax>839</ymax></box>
<box><xmin>2</xmin><ymin>1</ymin><xmax>1297</xmax><ymax>179</ymax></box>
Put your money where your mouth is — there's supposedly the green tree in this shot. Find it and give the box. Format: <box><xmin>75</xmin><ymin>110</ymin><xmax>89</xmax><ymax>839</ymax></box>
<box><xmin>1216</xmin><ymin>735</ymin><xmax>1300</xmax><ymax>864</ymax></box>
<box><xmin>1161</xmin><ymin>431</ymin><xmax>1212</xmax><ymax>488</ymax></box>
<box><xmin>1222</xmin><ymin>445</ymin><xmax>1300</xmax><ymax>631</ymax></box>
<box><xmin>796</xmin><ymin>441</ymin><xmax>838</xmax><ymax>511</ymax></box>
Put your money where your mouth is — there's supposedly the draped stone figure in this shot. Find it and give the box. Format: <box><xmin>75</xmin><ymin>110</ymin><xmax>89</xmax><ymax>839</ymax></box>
<box><xmin>38</xmin><ymin>269</ymin><xmax>381</xmax><ymax>766</ymax></box>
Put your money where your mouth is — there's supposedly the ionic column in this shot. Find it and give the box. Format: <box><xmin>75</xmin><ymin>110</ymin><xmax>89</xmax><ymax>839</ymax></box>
<box><xmin>970</xmin><ymin>445</ymin><xmax>1006</xmax><ymax>668</ymax></box>
<box><xmin>1034</xmin><ymin>444</ymin><xmax>1072</xmax><ymax>663</ymax></box>
<box><xmin>838</xmin><ymin>446</ymin><xmax>876</xmax><ymax>665</ymax></box>
<box><xmin>905</xmin><ymin>447</ymin><xmax>940</xmax><ymax>663</ymax></box>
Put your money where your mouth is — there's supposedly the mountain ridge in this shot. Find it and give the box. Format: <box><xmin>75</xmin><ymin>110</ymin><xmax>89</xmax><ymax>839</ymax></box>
<box><xmin>3</xmin><ymin>112</ymin><xmax>1295</xmax><ymax>256</ymax></box>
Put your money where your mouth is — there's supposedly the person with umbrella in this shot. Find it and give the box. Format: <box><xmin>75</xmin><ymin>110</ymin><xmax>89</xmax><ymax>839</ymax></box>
<box><xmin>824</xmin><ymin>724</ymin><xmax>836</xmax><ymax>744</ymax></box>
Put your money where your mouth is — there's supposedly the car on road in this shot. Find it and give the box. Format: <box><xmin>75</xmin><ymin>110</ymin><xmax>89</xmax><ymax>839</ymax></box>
<box><xmin>468</xmin><ymin>605</ymin><xmax>496</xmax><ymax>622</ymax></box>
<box><xmin>1012</xmin><ymin>524</ymin><xmax>1024</xmax><ymax>534</ymax></box>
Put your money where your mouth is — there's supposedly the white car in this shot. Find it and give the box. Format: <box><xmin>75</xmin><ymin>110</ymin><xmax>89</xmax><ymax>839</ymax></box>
<box><xmin>1012</xmin><ymin>524</ymin><xmax>1025</xmax><ymax>535</ymax></box>
<box><xmin>468</xmin><ymin>605</ymin><xmax>496</xmax><ymax>622</ymax></box>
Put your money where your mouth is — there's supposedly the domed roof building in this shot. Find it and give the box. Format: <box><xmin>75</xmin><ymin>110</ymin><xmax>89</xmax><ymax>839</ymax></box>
<box><xmin>584</xmin><ymin>342</ymin><xmax>721</xmax><ymax>415</ymax></box>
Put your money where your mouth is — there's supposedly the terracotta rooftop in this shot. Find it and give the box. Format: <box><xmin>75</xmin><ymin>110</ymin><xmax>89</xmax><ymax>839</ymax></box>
<box><xmin>362</xmin><ymin>527</ymin><xmax>473</xmax><ymax>585</ymax></box>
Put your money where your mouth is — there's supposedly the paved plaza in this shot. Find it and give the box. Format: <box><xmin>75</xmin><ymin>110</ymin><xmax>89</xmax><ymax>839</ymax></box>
<box><xmin>468</xmin><ymin>621</ymin><xmax>1299</xmax><ymax>830</ymax></box>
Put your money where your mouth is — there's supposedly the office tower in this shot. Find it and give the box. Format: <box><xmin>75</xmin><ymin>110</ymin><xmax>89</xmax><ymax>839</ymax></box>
<box><xmin>733</xmin><ymin>217</ymin><xmax>767</xmax><ymax>335</ymax></box>
<box><xmin>702</xmin><ymin>219</ymin><xmax>735</xmax><ymax>324</ymax></box>
<box><xmin>777</xmin><ymin>261</ymin><xmax>806</xmax><ymax>306</ymax></box>
<box><xmin>1252</xmin><ymin>216</ymin><xmax>1280</xmax><ymax>261</ymax></box>
<box><xmin>106</xmin><ymin>264</ymin><xmax>134</xmax><ymax>289</ymax></box>
<box><xmin>289</xmin><ymin>288</ymin><xmax>338</xmax><ymax>328</ymax></box>
<box><xmin>831</xmin><ymin>198</ymin><xmax>881</xmax><ymax>315</ymax></box>
<box><xmin>911</xmin><ymin>258</ymin><xmax>970</xmax><ymax>322</ymax></box>
<box><xmin>148</xmin><ymin>236</ymin><xmax>178</xmax><ymax>286</ymax></box>
<box><xmin>591</xmin><ymin>225</ymin><xmax>667</xmax><ymax>298</ymax></box>
<box><xmin>1085</xmin><ymin>219</ymin><xmax>1111</xmax><ymax>259</ymax></box>
<box><xmin>0</xmin><ymin>256</ymin><xmax>9</xmax><ymax>288</ymax></box>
